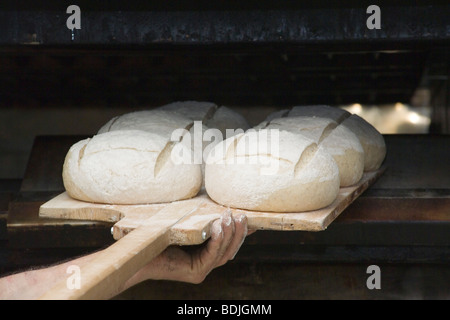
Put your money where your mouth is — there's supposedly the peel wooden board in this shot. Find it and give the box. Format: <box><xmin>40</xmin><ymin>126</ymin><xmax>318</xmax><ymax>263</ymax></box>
<box><xmin>40</xmin><ymin>167</ymin><xmax>385</xmax><ymax>242</ymax></box>
<box><xmin>37</xmin><ymin>167</ymin><xmax>384</xmax><ymax>299</ymax></box>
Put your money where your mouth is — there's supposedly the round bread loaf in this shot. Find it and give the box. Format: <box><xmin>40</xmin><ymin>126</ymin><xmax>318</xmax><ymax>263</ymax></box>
<box><xmin>205</xmin><ymin>129</ymin><xmax>340</xmax><ymax>212</ymax></box>
<box><xmin>98</xmin><ymin>109</ymin><xmax>193</xmax><ymax>138</ymax></box>
<box><xmin>156</xmin><ymin>101</ymin><xmax>251</xmax><ymax>179</ymax></box>
<box><xmin>289</xmin><ymin>105</ymin><xmax>351</xmax><ymax>123</ymax></box>
<box><xmin>205</xmin><ymin>105</ymin><xmax>251</xmax><ymax>135</ymax></box>
<box><xmin>97</xmin><ymin>108</ymin><xmax>206</xmax><ymax>164</ymax></box>
<box><xmin>258</xmin><ymin>116</ymin><xmax>364</xmax><ymax>187</ymax></box>
<box><xmin>265</xmin><ymin>105</ymin><xmax>386</xmax><ymax>172</ymax></box>
<box><xmin>157</xmin><ymin>101</ymin><xmax>251</xmax><ymax>136</ymax></box>
<box><xmin>341</xmin><ymin>114</ymin><xmax>386</xmax><ymax>171</ymax></box>
<box><xmin>63</xmin><ymin>130</ymin><xmax>202</xmax><ymax>204</ymax></box>
<box><xmin>95</xmin><ymin>103</ymin><xmax>251</xmax><ymax>192</ymax></box>
<box><xmin>156</xmin><ymin>101</ymin><xmax>217</xmax><ymax>123</ymax></box>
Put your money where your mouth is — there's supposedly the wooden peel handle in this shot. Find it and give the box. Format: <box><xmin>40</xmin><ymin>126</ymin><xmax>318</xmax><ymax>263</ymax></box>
<box><xmin>38</xmin><ymin>223</ymin><xmax>171</xmax><ymax>300</ymax></box>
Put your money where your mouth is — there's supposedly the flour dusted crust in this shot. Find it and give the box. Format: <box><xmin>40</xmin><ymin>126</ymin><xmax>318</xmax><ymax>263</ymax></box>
<box><xmin>63</xmin><ymin>130</ymin><xmax>202</xmax><ymax>205</ymax></box>
<box><xmin>156</xmin><ymin>101</ymin><xmax>251</xmax><ymax>182</ymax></box>
<box><xmin>289</xmin><ymin>105</ymin><xmax>351</xmax><ymax>123</ymax></box>
<box><xmin>341</xmin><ymin>114</ymin><xmax>386</xmax><ymax>171</ymax></box>
<box><xmin>259</xmin><ymin>116</ymin><xmax>364</xmax><ymax>187</ymax></box>
<box><xmin>98</xmin><ymin>109</ymin><xmax>193</xmax><ymax>138</ymax></box>
<box><xmin>100</xmin><ymin>101</ymin><xmax>250</xmax><ymax>143</ymax></box>
<box><xmin>157</xmin><ymin>101</ymin><xmax>217</xmax><ymax>123</ymax></box>
<box><xmin>97</xmin><ymin>108</ymin><xmax>205</xmax><ymax>157</ymax></box>
<box><xmin>64</xmin><ymin>101</ymin><xmax>251</xmax><ymax>204</ymax></box>
<box><xmin>205</xmin><ymin>129</ymin><xmax>340</xmax><ymax>212</ymax></box>
<box><xmin>157</xmin><ymin>101</ymin><xmax>251</xmax><ymax>135</ymax></box>
<box><xmin>265</xmin><ymin>105</ymin><xmax>386</xmax><ymax>172</ymax></box>
<box><xmin>205</xmin><ymin>105</ymin><xmax>251</xmax><ymax>135</ymax></box>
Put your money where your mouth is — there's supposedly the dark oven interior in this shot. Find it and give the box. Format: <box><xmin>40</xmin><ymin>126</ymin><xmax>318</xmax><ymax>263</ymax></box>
<box><xmin>0</xmin><ymin>1</ymin><xmax>449</xmax><ymax>299</ymax></box>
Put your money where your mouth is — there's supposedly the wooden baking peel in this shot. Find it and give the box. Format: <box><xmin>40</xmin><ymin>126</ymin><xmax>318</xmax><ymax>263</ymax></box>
<box><xmin>38</xmin><ymin>166</ymin><xmax>385</xmax><ymax>299</ymax></box>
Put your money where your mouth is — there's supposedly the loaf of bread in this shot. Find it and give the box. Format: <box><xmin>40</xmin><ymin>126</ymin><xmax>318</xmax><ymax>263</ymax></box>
<box><xmin>255</xmin><ymin>116</ymin><xmax>364</xmax><ymax>187</ymax></box>
<box><xmin>340</xmin><ymin>114</ymin><xmax>386</xmax><ymax>171</ymax></box>
<box><xmin>63</xmin><ymin>101</ymin><xmax>251</xmax><ymax>204</ymax></box>
<box><xmin>98</xmin><ymin>109</ymin><xmax>193</xmax><ymax>138</ymax></box>
<box><xmin>151</xmin><ymin>101</ymin><xmax>251</xmax><ymax>185</ymax></box>
<box><xmin>205</xmin><ymin>129</ymin><xmax>340</xmax><ymax>212</ymax></box>
<box><xmin>289</xmin><ymin>105</ymin><xmax>351</xmax><ymax>123</ymax></box>
<box><xmin>98</xmin><ymin>108</ymin><xmax>206</xmax><ymax>165</ymax></box>
<box><xmin>266</xmin><ymin>105</ymin><xmax>386</xmax><ymax>172</ymax></box>
<box><xmin>63</xmin><ymin>102</ymin><xmax>383</xmax><ymax>211</ymax></box>
<box><xmin>156</xmin><ymin>101</ymin><xmax>251</xmax><ymax>136</ymax></box>
<box><xmin>204</xmin><ymin>105</ymin><xmax>386</xmax><ymax>212</ymax></box>
<box><xmin>63</xmin><ymin>130</ymin><xmax>202</xmax><ymax>205</ymax></box>
<box><xmin>99</xmin><ymin>101</ymin><xmax>251</xmax><ymax>160</ymax></box>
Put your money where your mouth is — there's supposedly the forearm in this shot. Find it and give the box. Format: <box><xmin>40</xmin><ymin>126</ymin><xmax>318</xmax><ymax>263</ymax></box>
<box><xmin>0</xmin><ymin>252</ymin><xmax>97</xmax><ymax>300</ymax></box>
<box><xmin>0</xmin><ymin>248</ymin><xmax>179</xmax><ymax>300</ymax></box>
<box><xmin>0</xmin><ymin>212</ymin><xmax>251</xmax><ymax>300</ymax></box>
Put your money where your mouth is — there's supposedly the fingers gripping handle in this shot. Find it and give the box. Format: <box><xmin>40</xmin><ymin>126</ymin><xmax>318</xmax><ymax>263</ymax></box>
<box><xmin>39</xmin><ymin>199</ymin><xmax>209</xmax><ymax>300</ymax></box>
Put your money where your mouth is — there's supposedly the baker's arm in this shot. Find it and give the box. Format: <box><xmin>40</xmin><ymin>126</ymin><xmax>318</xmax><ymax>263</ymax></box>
<box><xmin>0</xmin><ymin>211</ymin><xmax>251</xmax><ymax>300</ymax></box>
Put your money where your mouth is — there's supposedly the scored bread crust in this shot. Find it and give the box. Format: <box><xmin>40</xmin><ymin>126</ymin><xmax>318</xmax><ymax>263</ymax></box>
<box><xmin>257</xmin><ymin>116</ymin><xmax>364</xmax><ymax>187</ymax></box>
<box><xmin>157</xmin><ymin>101</ymin><xmax>251</xmax><ymax>135</ymax></box>
<box><xmin>205</xmin><ymin>129</ymin><xmax>340</xmax><ymax>212</ymax></box>
<box><xmin>205</xmin><ymin>105</ymin><xmax>251</xmax><ymax>135</ymax></box>
<box><xmin>265</xmin><ymin>105</ymin><xmax>386</xmax><ymax>172</ymax></box>
<box><xmin>156</xmin><ymin>101</ymin><xmax>217</xmax><ymax>123</ymax></box>
<box><xmin>340</xmin><ymin>114</ymin><xmax>386</xmax><ymax>171</ymax></box>
<box><xmin>63</xmin><ymin>102</ymin><xmax>251</xmax><ymax>204</ymax></box>
<box><xmin>63</xmin><ymin>130</ymin><xmax>202</xmax><ymax>205</ymax></box>
<box><xmin>98</xmin><ymin>109</ymin><xmax>194</xmax><ymax>138</ymax></box>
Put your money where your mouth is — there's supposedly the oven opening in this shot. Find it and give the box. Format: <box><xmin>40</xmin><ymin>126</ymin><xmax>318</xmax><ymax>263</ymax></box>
<box><xmin>0</xmin><ymin>1</ymin><xmax>448</xmax><ymax>301</ymax></box>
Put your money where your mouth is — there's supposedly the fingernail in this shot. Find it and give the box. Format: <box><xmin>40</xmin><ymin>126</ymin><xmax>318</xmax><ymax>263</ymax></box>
<box><xmin>236</xmin><ymin>214</ymin><xmax>247</xmax><ymax>224</ymax></box>
<box><xmin>211</xmin><ymin>218</ymin><xmax>223</xmax><ymax>239</ymax></box>
<box><xmin>223</xmin><ymin>210</ymin><xmax>232</xmax><ymax>227</ymax></box>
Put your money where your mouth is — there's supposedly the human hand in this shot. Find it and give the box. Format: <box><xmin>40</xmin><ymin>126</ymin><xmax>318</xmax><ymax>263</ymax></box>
<box><xmin>123</xmin><ymin>210</ymin><xmax>254</xmax><ymax>288</ymax></box>
<box><xmin>0</xmin><ymin>211</ymin><xmax>253</xmax><ymax>300</ymax></box>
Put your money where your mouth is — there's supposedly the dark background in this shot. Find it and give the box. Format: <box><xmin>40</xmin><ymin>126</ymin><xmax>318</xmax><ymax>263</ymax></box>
<box><xmin>0</xmin><ymin>1</ymin><xmax>448</xmax><ymax>299</ymax></box>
